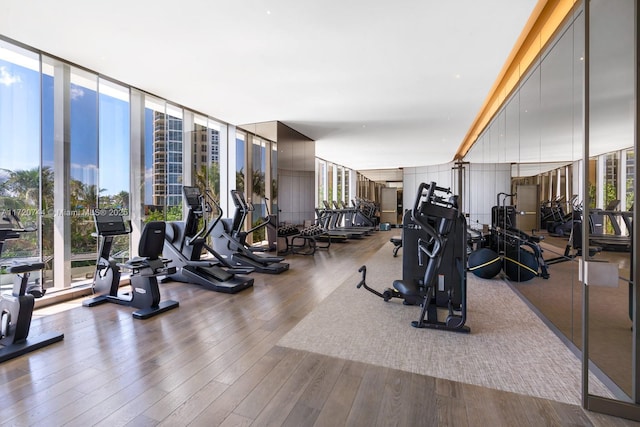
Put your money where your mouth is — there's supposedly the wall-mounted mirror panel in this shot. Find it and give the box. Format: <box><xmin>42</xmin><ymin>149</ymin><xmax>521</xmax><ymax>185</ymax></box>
<box><xmin>586</xmin><ymin>0</ymin><xmax>635</xmax><ymax>400</ymax></box>
<box><xmin>462</xmin><ymin>0</ymin><xmax>638</xmax><ymax>405</ymax></box>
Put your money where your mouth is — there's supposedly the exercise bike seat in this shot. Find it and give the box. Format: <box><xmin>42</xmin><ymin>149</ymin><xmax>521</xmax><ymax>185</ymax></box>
<box><xmin>392</xmin><ymin>279</ymin><xmax>421</xmax><ymax>297</ymax></box>
<box><xmin>118</xmin><ymin>222</ymin><xmax>175</xmax><ymax>276</ymax></box>
<box><xmin>120</xmin><ymin>257</ymin><xmax>175</xmax><ymax>275</ymax></box>
<box><xmin>4</xmin><ymin>262</ymin><xmax>47</xmax><ymax>298</ymax></box>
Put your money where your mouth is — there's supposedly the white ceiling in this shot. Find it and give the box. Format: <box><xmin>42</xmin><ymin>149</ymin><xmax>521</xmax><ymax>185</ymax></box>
<box><xmin>1</xmin><ymin>0</ymin><xmax>537</xmax><ymax>171</ymax></box>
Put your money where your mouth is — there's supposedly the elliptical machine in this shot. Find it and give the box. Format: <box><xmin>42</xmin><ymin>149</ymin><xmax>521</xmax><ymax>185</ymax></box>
<box><xmin>83</xmin><ymin>212</ymin><xmax>179</xmax><ymax>319</ymax></box>
<box><xmin>163</xmin><ymin>186</ymin><xmax>254</xmax><ymax>293</ymax></box>
<box><xmin>0</xmin><ymin>209</ymin><xmax>64</xmax><ymax>362</ymax></box>
<box><xmin>210</xmin><ymin>190</ymin><xmax>289</xmax><ymax>274</ymax></box>
<box><xmin>357</xmin><ymin>182</ymin><xmax>470</xmax><ymax>333</ymax></box>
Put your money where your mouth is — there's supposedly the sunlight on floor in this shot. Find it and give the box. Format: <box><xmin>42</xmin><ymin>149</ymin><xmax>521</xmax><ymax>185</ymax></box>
<box><xmin>33</xmin><ymin>298</ymin><xmax>85</xmax><ymax>318</ymax></box>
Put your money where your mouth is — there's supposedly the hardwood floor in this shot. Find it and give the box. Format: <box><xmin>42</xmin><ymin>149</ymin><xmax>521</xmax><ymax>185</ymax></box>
<box><xmin>1</xmin><ymin>230</ymin><xmax>638</xmax><ymax>426</ymax></box>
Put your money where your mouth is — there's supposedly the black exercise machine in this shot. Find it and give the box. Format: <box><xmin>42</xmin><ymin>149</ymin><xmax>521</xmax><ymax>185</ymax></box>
<box><xmin>210</xmin><ymin>190</ymin><xmax>289</xmax><ymax>274</ymax></box>
<box><xmin>487</xmin><ymin>193</ymin><xmax>549</xmax><ymax>281</ymax></box>
<box><xmin>390</xmin><ymin>234</ymin><xmax>402</xmax><ymax>257</ymax></box>
<box><xmin>357</xmin><ymin>182</ymin><xmax>470</xmax><ymax>333</ymax></box>
<box><xmin>163</xmin><ymin>186</ymin><xmax>254</xmax><ymax>293</ymax></box>
<box><xmin>83</xmin><ymin>213</ymin><xmax>179</xmax><ymax>319</ymax></box>
<box><xmin>323</xmin><ymin>200</ymin><xmax>373</xmax><ymax>235</ymax></box>
<box><xmin>83</xmin><ymin>212</ymin><xmax>131</xmax><ymax>307</ymax></box>
<box><xmin>546</xmin><ymin>201</ymin><xmax>601</xmax><ymax>265</ymax></box>
<box><xmin>316</xmin><ymin>201</ymin><xmax>370</xmax><ymax>238</ymax></box>
<box><xmin>540</xmin><ymin>195</ymin><xmax>566</xmax><ymax>232</ymax></box>
<box><xmin>0</xmin><ymin>209</ymin><xmax>63</xmax><ymax>362</ymax></box>
<box><xmin>589</xmin><ymin>200</ymin><xmax>632</xmax><ymax>252</ymax></box>
<box><xmin>351</xmin><ymin>197</ymin><xmax>380</xmax><ymax>228</ymax></box>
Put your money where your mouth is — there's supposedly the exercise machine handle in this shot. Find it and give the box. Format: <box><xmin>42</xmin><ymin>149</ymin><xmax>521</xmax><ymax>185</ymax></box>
<box><xmin>356</xmin><ymin>265</ymin><xmax>367</xmax><ymax>288</ymax></box>
<box><xmin>355</xmin><ymin>265</ymin><xmax>386</xmax><ymax>299</ymax></box>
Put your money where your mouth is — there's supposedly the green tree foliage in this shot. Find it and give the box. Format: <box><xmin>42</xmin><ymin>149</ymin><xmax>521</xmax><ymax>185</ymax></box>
<box><xmin>210</xmin><ymin>162</ymin><xmax>220</xmax><ymax>199</ymax></box>
<box><xmin>236</xmin><ymin>168</ymin><xmax>245</xmax><ymax>193</ymax></box>
<box><xmin>0</xmin><ymin>167</ymin><xmax>43</xmax><ymax>257</ymax></box>
<box><xmin>69</xmin><ymin>179</ymin><xmax>101</xmax><ymax>254</ymax></box>
<box><xmin>252</xmin><ymin>170</ymin><xmax>265</xmax><ymax>198</ymax></box>
<box><xmin>252</xmin><ymin>218</ymin><xmax>266</xmax><ymax>242</ymax></box>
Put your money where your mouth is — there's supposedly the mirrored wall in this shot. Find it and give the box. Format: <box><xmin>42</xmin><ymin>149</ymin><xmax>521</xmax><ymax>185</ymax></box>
<box><xmin>463</xmin><ymin>0</ymin><xmax>638</xmax><ymax>415</ymax></box>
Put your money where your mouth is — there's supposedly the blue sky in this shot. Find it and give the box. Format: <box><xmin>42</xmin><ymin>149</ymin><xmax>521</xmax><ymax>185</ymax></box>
<box><xmin>1</xmin><ymin>59</ymin><xmax>130</xmax><ymax>198</ymax></box>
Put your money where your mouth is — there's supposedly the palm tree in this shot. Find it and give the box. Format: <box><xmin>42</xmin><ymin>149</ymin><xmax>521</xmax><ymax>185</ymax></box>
<box><xmin>2</xmin><ymin>167</ymin><xmax>39</xmax><ymax>207</ymax></box>
<box><xmin>236</xmin><ymin>168</ymin><xmax>245</xmax><ymax>193</ymax></box>
<box><xmin>252</xmin><ymin>170</ymin><xmax>265</xmax><ymax>198</ymax></box>
<box><xmin>41</xmin><ymin>166</ymin><xmax>54</xmax><ymax>213</ymax></box>
<box><xmin>113</xmin><ymin>191</ymin><xmax>130</xmax><ymax>209</ymax></box>
<box><xmin>209</xmin><ymin>162</ymin><xmax>220</xmax><ymax>200</ymax></box>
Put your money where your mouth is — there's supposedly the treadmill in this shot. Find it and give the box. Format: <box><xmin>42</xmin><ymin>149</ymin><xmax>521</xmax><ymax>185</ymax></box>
<box><xmin>318</xmin><ymin>201</ymin><xmax>369</xmax><ymax>238</ymax></box>
<box><xmin>589</xmin><ymin>199</ymin><xmax>632</xmax><ymax>251</ymax></box>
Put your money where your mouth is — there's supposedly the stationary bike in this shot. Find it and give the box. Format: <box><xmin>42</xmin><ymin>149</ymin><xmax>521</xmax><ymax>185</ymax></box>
<box><xmin>83</xmin><ymin>212</ymin><xmax>179</xmax><ymax>319</ymax></box>
<box><xmin>83</xmin><ymin>212</ymin><xmax>132</xmax><ymax>307</ymax></box>
<box><xmin>0</xmin><ymin>209</ymin><xmax>64</xmax><ymax>363</ymax></box>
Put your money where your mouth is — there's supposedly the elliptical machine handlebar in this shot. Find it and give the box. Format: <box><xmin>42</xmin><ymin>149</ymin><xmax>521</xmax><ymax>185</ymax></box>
<box><xmin>182</xmin><ymin>186</ymin><xmax>224</xmax><ymax>246</ymax></box>
<box><xmin>230</xmin><ymin>189</ymin><xmax>271</xmax><ymax>236</ymax></box>
<box><xmin>411</xmin><ymin>182</ymin><xmax>444</xmax><ymax>260</ymax></box>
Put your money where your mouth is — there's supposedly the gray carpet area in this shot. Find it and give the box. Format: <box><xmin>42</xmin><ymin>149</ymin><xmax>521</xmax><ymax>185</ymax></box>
<box><xmin>278</xmin><ymin>241</ymin><xmax>613</xmax><ymax>405</ymax></box>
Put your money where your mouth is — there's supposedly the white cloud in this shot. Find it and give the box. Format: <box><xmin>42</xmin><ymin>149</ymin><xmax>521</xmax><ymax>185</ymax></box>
<box><xmin>70</xmin><ymin>86</ymin><xmax>84</xmax><ymax>100</ymax></box>
<box><xmin>0</xmin><ymin>66</ymin><xmax>21</xmax><ymax>86</ymax></box>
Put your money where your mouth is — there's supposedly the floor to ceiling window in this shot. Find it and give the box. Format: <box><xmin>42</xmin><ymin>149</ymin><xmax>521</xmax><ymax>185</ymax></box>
<box><xmin>165</xmin><ymin>104</ymin><xmax>183</xmax><ymax>211</ymax></box>
<box><xmin>235</xmin><ymin>131</ymin><xmax>246</xmax><ymax>194</ymax></box>
<box><xmin>97</xmin><ymin>78</ymin><xmax>130</xmax><ymax>261</ymax></box>
<box><xmin>251</xmin><ymin>135</ymin><xmax>267</xmax><ymax>243</ymax></box>
<box><xmin>0</xmin><ymin>40</ymin><xmax>42</xmax><ymax>287</ymax></box>
<box><xmin>143</xmin><ymin>98</ymin><xmax>183</xmax><ymax>222</ymax></box>
<box><xmin>69</xmin><ymin>67</ymin><xmax>98</xmax><ymax>283</ymax></box>
<box><xmin>316</xmin><ymin>159</ymin><xmax>326</xmax><ymax>209</ymax></box>
<box><xmin>0</xmin><ymin>36</ymin><xmax>262</xmax><ymax>293</ymax></box>
<box><xmin>191</xmin><ymin>115</ymin><xmax>222</xmax><ymax>198</ymax></box>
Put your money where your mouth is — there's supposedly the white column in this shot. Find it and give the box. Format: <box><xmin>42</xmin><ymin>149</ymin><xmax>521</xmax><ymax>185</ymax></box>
<box><xmin>129</xmin><ymin>89</ymin><xmax>145</xmax><ymax>256</ymax></box>
<box><xmin>53</xmin><ymin>61</ymin><xmax>71</xmax><ymax>288</ymax></box>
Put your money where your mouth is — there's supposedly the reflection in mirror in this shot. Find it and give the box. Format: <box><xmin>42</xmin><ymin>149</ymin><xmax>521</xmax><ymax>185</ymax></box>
<box><xmin>462</xmin><ymin>0</ymin><xmax>638</xmax><ymax>403</ymax></box>
<box><xmin>586</xmin><ymin>0</ymin><xmax>635</xmax><ymax>400</ymax></box>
